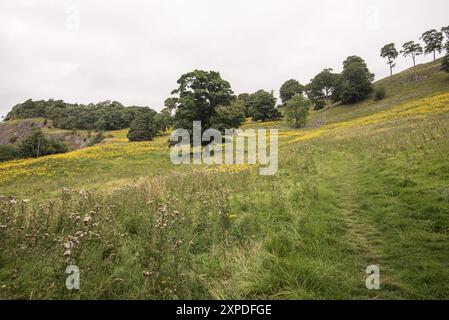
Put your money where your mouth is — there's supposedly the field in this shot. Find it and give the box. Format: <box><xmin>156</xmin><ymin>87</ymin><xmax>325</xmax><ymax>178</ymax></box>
<box><xmin>0</xmin><ymin>61</ymin><xmax>449</xmax><ymax>299</ymax></box>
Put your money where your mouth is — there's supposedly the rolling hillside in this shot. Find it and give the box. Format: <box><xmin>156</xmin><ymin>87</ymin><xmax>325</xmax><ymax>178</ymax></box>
<box><xmin>0</xmin><ymin>60</ymin><xmax>448</xmax><ymax>299</ymax></box>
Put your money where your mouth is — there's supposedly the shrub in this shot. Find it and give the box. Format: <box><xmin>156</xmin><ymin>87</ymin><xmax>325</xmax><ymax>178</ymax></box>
<box><xmin>87</xmin><ymin>132</ymin><xmax>105</xmax><ymax>147</ymax></box>
<box><xmin>127</xmin><ymin>113</ymin><xmax>158</xmax><ymax>142</ymax></box>
<box><xmin>0</xmin><ymin>145</ymin><xmax>19</xmax><ymax>162</ymax></box>
<box><xmin>313</xmin><ymin>99</ymin><xmax>327</xmax><ymax>110</ymax></box>
<box><xmin>373</xmin><ymin>87</ymin><xmax>387</xmax><ymax>101</ymax></box>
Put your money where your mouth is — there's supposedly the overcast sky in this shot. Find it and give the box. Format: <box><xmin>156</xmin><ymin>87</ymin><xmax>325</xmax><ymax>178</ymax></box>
<box><xmin>0</xmin><ymin>0</ymin><xmax>448</xmax><ymax>117</ymax></box>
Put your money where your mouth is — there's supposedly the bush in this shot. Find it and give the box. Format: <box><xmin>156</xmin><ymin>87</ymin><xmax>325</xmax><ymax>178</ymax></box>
<box><xmin>127</xmin><ymin>113</ymin><xmax>158</xmax><ymax>142</ymax></box>
<box><xmin>313</xmin><ymin>99</ymin><xmax>327</xmax><ymax>110</ymax></box>
<box><xmin>87</xmin><ymin>132</ymin><xmax>105</xmax><ymax>147</ymax></box>
<box><xmin>373</xmin><ymin>87</ymin><xmax>387</xmax><ymax>101</ymax></box>
<box><xmin>0</xmin><ymin>145</ymin><xmax>19</xmax><ymax>162</ymax></box>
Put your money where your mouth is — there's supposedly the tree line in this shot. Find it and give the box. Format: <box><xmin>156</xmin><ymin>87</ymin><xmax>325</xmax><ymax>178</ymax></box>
<box><xmin>380</xmin><ymin>26</ymin><xmax>449</xmax><ymax>76</ymax></box>
<box><xmin>3</xmin><ymin>25</ymin><xmax>449</xmax><ymax>150</ymax></box>
<box><xmin>4</xmin><ymin>99</ymin><xmax>172</xmax><ymax>133</ymax></box>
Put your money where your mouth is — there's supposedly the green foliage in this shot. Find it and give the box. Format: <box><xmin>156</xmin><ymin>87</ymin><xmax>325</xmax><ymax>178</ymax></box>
<box><xmin>127</xmin><ymin>113</ymin><xmax>158</xmax><ymax>142</ymax></box>
<box><xmin>421</xmin><ymin>29</ymin><xmax>444</xmax><ymax>61</ymax></box>
<box><xmin>401</xmin><ymin>41</ymin><xmax>423</xmax><ymax>67</ymax></box>
<box><xmin>0</xmin><ymin>144</ymin><xmax>19</xmax><ymax>162</ymax></box>
<box><xmin>442</xmin><ymin>26</ymin><xmax>449</xmax><ymax>53</ymax></box>
<box><xmin>154</xmin><ymin>108</ymin><xmax>173</xmax><ymax>133</ymax></box>
<box><xmin>247</xmin><ymin>90</ymin><xmax>281</xmax><ymax>122</ymax></box>
<box><xmin>87</xmin><ymin>132</ymin><xmax>106</xmax><ymax>147</ymax></box>
<box><xmin>313</xmin><ymin>99</ymin><xmax>327</xmax><ymax>110</ymax></box>
<box><xmin>279</xmin><ymin>79</ymin><xmax>304</xmax><ymax>104</ymax></box>
<box><xmin>8</xmin><ymin>135</ymin><xmax>18</xmax><ymax>144</ymax></box>
<box><xmin>306</xmin><ymin>68</ymin><xmax>339</xmax><ymax>109</ymax></box>
<box><xmin>18</xmin><ymin>128</ymin><xmax>68</xmax><ymax>158</ymax></box>
<box><xmin>373</xmin><ymin>87</ymin><xmax>387</xmax><ymax>101</ymax></box>
<box><xmin>5</xmin><ymin>99</ymin><xmax>157</xmax><ymax>132</ymax></box>
<box><xmin>210</xmin><ymin>101</ymin><xmax>246</xmax><ymax>132</ymax></box>
<box><xmin>441</xmin><ymin>55</ymin><xmax>449</xmax><ymax>73</ymax></box>
<box><xmin>284</xmin><ymin>94</ymin><xmax>311</xmax><ymax>128</ymax></box>
<box><xmin>336</xmin><ymin>56</ymin><xmax>374</xmax><ymax>104</ymax></box>
<box><xmin>237</xmin><ymin>93</ymin><xmax>251</xmax><ymax>117</ymax></box>
<box><xmin>381</xmin><ymin>43</ymin><xmax>399</xmax><ymax>76</ymax></box>
<box><xmin>166</xmin><ymin>70</ymin><xmax>234</xmax><ymax>137</ymax></box>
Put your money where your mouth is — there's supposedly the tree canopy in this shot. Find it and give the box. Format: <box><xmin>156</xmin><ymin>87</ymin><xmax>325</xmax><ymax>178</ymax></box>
<box><xmin>336</xmin><ymin>56</ymin><xmax>374</xmax><ymax>104</ymax></box>
<box><xmin>442</xmin><ymin>26</ymin><xmax>449</xmax><ymax>53</ymax></box>
<box><xmin>279</xmin><ymin>79</ymin><xmax>304</xmax><ymax>104</ymax></box>
<box><xmin>284</xmin><ymin>94</ymin><xmax>311</xmax><ymax>128</ymax></box>
<box><xmin>166</xmin><ymin>70</ymin><xmax>234</xmax><ymax>135</ymax></box>
<box><xmin>401</xmin><ymin>41</ymin><xmax>423</xmax><ymax>67</ymax></box>
<box><xmin>420</xmin><ymin>29</ymin><xmax>443</xmax><ymax>61</ymax></box>
<box><xmin>306</xmin><ymin>68</ymin><xmax>340</xmax><ymax>109</ymax></box>
<box><xmin>381</xmin><ymin>43</ymin><xmax>399</xmax><ymax>76</ymax></box>
<box><xmin>5</xmin><ymin>99</ymin><xmax>160</xmax><ymax>132</ymax></box>
<box><xmin>127</xmin><ymin>112</ymin><xmax>158</xmax><ymax>142</ymax></box>
<box><xmin>247</xmin><ymin>90</ymin><xmax>280</xmax><ymax>122</ymax></box>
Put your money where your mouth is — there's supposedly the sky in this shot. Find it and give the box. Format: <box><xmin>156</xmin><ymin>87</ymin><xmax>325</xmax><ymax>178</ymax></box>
<box><xmin>0</xmin><ymin>0</ymin><xmax>448</xmax><ymax>117</ymax></box>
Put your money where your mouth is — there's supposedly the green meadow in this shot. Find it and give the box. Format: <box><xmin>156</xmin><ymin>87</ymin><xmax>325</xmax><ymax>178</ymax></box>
<box><xmin>0</xmin><ymin>60</ymin><xmax>449</xmax><ymax>299</ymax></box>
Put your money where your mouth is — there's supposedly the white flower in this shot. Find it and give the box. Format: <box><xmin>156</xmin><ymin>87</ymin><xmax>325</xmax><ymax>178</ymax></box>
<box><xmin>83</xmin><ymin>215</ymin><xmax>92</xmax><ymax>225</ymax></box>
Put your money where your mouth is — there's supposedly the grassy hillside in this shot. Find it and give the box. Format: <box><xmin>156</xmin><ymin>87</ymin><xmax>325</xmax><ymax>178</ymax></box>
<box><xmin>0</xmin><ymin>61</ymin><xmax>448</xmax><ymax>299</ymax></box>
<box><xmin>308</xmin><ymin>58</ymin><xmax>449</xmax><ymax>126</ymax></box>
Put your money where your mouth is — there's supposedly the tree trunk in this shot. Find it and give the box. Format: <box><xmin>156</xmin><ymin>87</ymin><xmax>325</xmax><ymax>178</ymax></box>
<box><xmin>390</xmin><ymin>65</ymin><xmax>393</xmax><ymax>76</ymax></box>
<box><xmin>434</xmin><ymin>51</ymin><xmax>436</xmax><ymax>61</ymax></box>
<box><xmin>413</xmin><ymin>56</ymin><xmax>416</xmax><ymax>67</ymax></box>
<box><xmin>37</xmin><ymin>139</ymin><xmax>41</xmax><ymax>158</ymax></box>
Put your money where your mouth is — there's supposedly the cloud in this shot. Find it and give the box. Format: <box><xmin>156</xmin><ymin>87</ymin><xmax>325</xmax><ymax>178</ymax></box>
<box><xmin>1</xmin><ymin>0</ymin><xmax>448</xmax><ymax>117</ymax></box>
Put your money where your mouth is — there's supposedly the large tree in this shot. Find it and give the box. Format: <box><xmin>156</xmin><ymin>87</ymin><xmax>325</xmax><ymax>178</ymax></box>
<box><xmin>247</xmin><ymin>90</ymin><xmax>280</xmax><ymax>122</ymax></box>
<box><xmin>420</xmin><ymin>29</ymin><xmax>443</xmax><ymax>61</ymax></box>
<box><xmin>279</xmin><ymin>79</ymin><xmax>304</xmax><ymax>104</ymax></box>
<box><xmin>154</xmin><ymin>107</ymin><xmax>173</xmax><ymax>133</ymax></box>
<box><xmin>166</xmin><ymin>70</ymin><xmax>234</xmax><ymax>135</ymax></box>
<box><xmin>401</xmin><ymin>41</ymin><xmax>423</xmax><ymax>67</ymax></box>
<box><xmin>284</xmin><ymin>94</ymin><xmax>311</xmax><ymax>128</ymax></box>
<box><xmin>210</xmin><ymin>100</ymin><xmax>246</xmax><ymax>132</ymax></box>
<box><xmin>381</xmin><ymin>43</ymin><xmax>399</xmax><ymax>76</ymax></box>
<box><xmin>306</xmin><ymin>68</ymin><xmax>339</xmax><ymax>109</ymax></box>
<box><xmin>337</xmin><ymin>56</ymin><xmax>374</xmax><ymax>104</ymax></box>
<box><xmin>236</xmin><ymin>93</ymin><xmax>251</xmax><ymax>117</ymax></box>
<box><xmin>442</xmin><ymin>26</ymin><xmax>449</xmax><ymax>53</ymax></box>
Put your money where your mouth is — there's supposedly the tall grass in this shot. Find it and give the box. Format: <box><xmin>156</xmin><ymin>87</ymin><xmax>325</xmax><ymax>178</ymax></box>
<box><xmin>1</xmin><ymin>106</ymin><xmax>448</xmax><ymax>299</ymax></box>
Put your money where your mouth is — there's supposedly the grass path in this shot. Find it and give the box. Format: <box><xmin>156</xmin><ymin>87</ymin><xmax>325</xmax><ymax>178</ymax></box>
<box><xmin>335</xmin><ymin>156</ymin><xmax>383</xmax><ymax>264</ymax></box>
<box><xmin>326</xmin><ymin>151</ymin><xmax>411</xmax><ymax>298</ymax></box>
